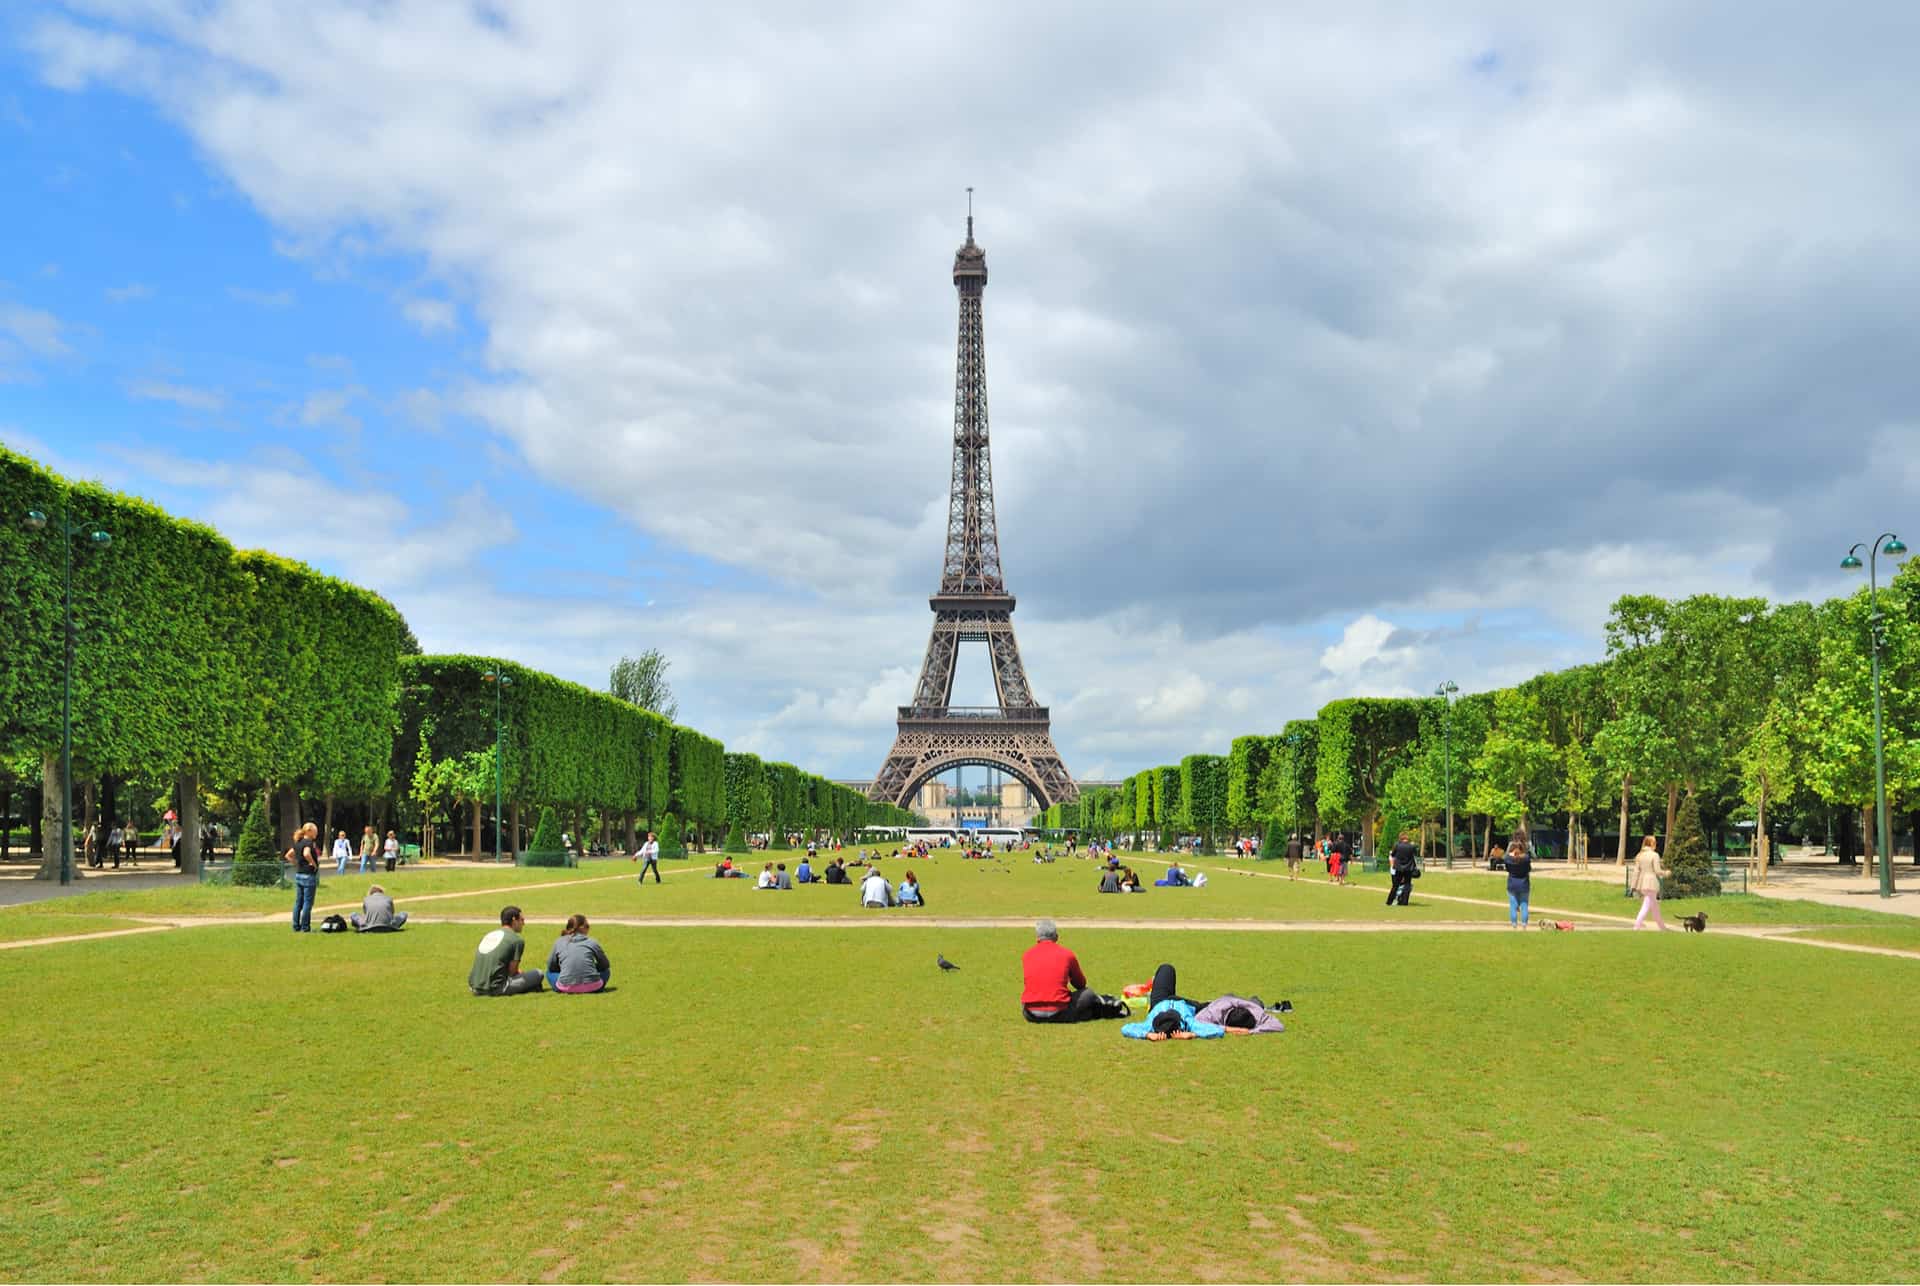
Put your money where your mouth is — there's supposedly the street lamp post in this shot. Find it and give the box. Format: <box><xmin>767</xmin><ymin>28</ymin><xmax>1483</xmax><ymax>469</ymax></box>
<box><xmin>23</xmin><ymin>505</ymin><xmax>112</xmax><ymax>886</ymax></box>
<box><xmin>481</xmin><ymin>668</ymin><xmax>513</xmax><ymax>861</ymax></box>
<box><xmin>1842</xmin><ymin>533</ymin><xmax>1908</xmax><ymax>899</ymax></box>
<box><xmin>1284</xmin><ymin>731</ymin><xmax>1304</xmax><ymax>851</ymax></box>
<box><xmin>1435</xmin><ymin>681</ymin><xmax>1459</xmax><ymax>869</ymax></box>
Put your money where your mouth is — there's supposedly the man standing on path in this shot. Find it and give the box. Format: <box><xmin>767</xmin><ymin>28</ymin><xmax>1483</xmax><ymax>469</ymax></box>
<box><xmin>635</xmin><ymin>831</ymin><xmax>661</xmax><ymax>884</ymax></box>
<box><xmin>1387</xmin><ymin>831</ymin><xmax>1418</xmax><ymax>906</ymax></box>
<box><xmin>358</xmin><ymin>825</ymin><xmax>378</xmax><ymax>874</ymax></box>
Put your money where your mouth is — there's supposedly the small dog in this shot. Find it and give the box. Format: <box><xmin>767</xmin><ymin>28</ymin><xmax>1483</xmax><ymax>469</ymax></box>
<box><xmin>1683</xmin><ymin>912</ymin><xmax>1708</xmax><ymax>933</ymax></box>
<box><xmin>1536</xmin><ymin>920</ymin><xmax>1576</xmax><ymax>932</ymax></box>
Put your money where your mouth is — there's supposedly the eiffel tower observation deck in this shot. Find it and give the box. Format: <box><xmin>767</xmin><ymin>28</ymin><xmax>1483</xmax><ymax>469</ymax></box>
<box><xmin>867</xmin><ymin>207</ymin><xmax>1078</xmax><ymax>810</ymax></box>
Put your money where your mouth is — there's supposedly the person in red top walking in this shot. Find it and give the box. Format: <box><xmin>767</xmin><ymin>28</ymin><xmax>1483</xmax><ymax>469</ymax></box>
<box><xmin>1020</xmin><ymin>919</ymin><xmax>1124</xmax><ymax>1024</ymax></box>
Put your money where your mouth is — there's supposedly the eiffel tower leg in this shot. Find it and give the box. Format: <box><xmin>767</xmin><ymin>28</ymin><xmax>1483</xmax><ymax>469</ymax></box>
<box><xmin>985</xmin><ymin>619</ymin><xmax>1034</xmax><ymax>708</ymax></box>
<box><xmin>910</xmin><ymin>613</ymin><xmax>961</xmax><ymax>710</ymax></box>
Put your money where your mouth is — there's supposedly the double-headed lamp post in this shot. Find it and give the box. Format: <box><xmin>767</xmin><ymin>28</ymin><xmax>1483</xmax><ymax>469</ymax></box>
<box><xmin>1435</xmin><ymin>681</ymin><xmax>1459</xmax><ymax>869</ymax></box>
<box><xmin>480</xmin><ymin>668</ymin><xmax>513</xmax><ymax>860</ymax></box>
<box><xmin>1841</xmin><ymin>533</ymin><xmax>1908</xmax><ymax>899</ymax></box>
<box><xmin>23</xmin><ymin>506</ymin><xmax>112</xmax><ymax>886</ymax></box>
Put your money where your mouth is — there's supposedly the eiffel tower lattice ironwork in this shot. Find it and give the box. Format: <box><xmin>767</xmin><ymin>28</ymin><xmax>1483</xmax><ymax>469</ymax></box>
<box><xmin>868</xmin><ymin>212</ymin><xmax>1078</xmax><ymax>811</ymax></box>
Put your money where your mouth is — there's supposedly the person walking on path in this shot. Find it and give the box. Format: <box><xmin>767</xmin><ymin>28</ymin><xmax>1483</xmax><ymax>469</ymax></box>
<box><xmin>289</xmin><ymin>822</ymin><xmax>322</xmax><ymax>933</ymax></box>
<box><xmin>358</xmin><ymin>825</ymin><xmax>378</xmax><ymax>874</ymax></box>
<box><xmin>1631</xmin><ymin>835</ymin><xmax>1670</xmax><ymax>930</ymax></box>
<box><xmin>1387</xmin><ymin>832</ymin><xmax>1418</xmax><ymax>907</ymax></box>
<box><xmin>382</xmin><ymin>830</ymin><xmax>400</xmax><ymax>872</ymax></box>
<box><xmin>1284</xmin><ymin>834</ymin><xmax>1304</xmax><ymax>881</ymax></box>
<box><xmin>1328</xmin><ymin>833</ymin><xmax>1350</xmax><ymax>885</ymax></box>
<box><xmin>332</xmin><ymin>829</ymin><xmax>354</xmax><ymax>875</ymax></box>
<box><xmin>1505</xmin><ymin>833</ymin><xmax>1533</xmax><ymax>928</ymax></box>
<box><xmin>634</xmin><ymin>831</ymin><xmax>661</xmax><ymax>884</ymax></box>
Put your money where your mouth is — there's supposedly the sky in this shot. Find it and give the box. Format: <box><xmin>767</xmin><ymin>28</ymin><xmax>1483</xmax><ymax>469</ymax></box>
<box><xmin>3</xmin><ymin>2</ymin><xmax>1918</xmax><ymax>783</ymax></box>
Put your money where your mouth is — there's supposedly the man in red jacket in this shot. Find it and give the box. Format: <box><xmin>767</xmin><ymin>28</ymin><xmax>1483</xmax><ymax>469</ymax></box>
<box><xmin>1021</xmin><ymin>919</ymin><xmax>1121</xmax><ymax>1023</ymax></box>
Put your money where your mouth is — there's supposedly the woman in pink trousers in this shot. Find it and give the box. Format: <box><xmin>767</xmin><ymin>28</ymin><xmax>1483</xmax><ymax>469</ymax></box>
<box><xmin>1631</xmin><ymin>835</ymin><xmax>1669</xmax><ymax>930</ymax></box>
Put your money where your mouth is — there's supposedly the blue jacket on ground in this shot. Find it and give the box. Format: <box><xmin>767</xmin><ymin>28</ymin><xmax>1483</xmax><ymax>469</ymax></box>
<box><xmin>1120</xmin><ymin>998</ymin><xmax>1225</xmax><ymax>1040</ymax></box>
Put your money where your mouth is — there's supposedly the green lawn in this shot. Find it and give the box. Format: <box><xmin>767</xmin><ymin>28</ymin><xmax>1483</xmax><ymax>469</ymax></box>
<box><xmin>1787</xmin><ymin>923</ymin><xmax>1920</xmax><ymax>952</ymax></box>
<box><xmin>25</xmin><ymin>860</ymin><xmax>650</xmax><ymax>919</ymax></box>
<box><xmin>1</xmin><ymin>919</ymin><xmax>1916</xmax><ymax>1283</ymax></box>
<box><xmin>0</xmin><ymin>911</ymin><xmax>145</xmax><ymax>942</ymax></box>
<box><xmin>419</xmin><ymin>857</ymin><xmax>1525</xmax><ymax>923</ymax></box>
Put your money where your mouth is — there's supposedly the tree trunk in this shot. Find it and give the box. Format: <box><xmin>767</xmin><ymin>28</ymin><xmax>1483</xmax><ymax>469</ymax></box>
<box><xmin>28</xmin><ymin>777</ymin><xmax>43</xmax><ymax>863</ymax></box>
<box><xmin>178</xmin><ymin>773</ymin><xmax>203</xmax><ymax>876</ymax></box>
<box><xmin>510</xmin><ymin>802</ymin><xmax>523</xmax><ymax>858</ymax></box>
<box><xmin>470</xmin><ymin>795</ymin><xmax>483</xmax><ymax>859</ymax></box>
<box><xmin>277</xmin><ymin>784</ymin><xmax>301</xmax><ymax>850</ymax></box>
<box><xmin>623</xmin><ymin>811</ymin><xmax>636</xmax><ymax>854</ymax></box>
<box><xmin>1664</xmin><ymin>782</ymin><xmax>1679</xmax><ymax>847</ymax></box>
<box><xmin>322</xmin><ymin>792</ymin><xmax>335</xmax><ymax>851</ymax></box>
<box><xmin>1615</xmin><ymin>773</ymin><xmax>1631</xmax><ymax>864</ymax></box>
<box><xmin>36</xmin><ymin>749</ymin><xmax>68</xmax><ymax>880</ymax></box>
<box><xmin>1</xmin><ymin>777</ymin><xmax>9</xmax><ymax>860</ymax></box>
<box><xmin>1861</xmin><ymin>803</ymin><xmax>1877</xmax><ymax>879</ymax></box>
<box><xmin>1755</xmin><ymin>780</ymin><xmax>1768</xmax><ymax>886</ymax></box>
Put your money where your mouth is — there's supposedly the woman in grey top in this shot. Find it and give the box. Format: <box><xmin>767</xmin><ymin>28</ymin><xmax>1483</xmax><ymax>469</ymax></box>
<box><xmin>545</xmin><ymin>914</ymin><xmax>612</xmax><ymax>993</ymax></box>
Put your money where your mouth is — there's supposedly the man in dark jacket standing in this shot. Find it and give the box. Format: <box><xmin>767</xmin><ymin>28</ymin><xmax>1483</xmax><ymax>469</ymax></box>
<box><xmin>1387</xmin><ymin>832</ymin><xmax>1419</xmax><ymax>906</ymax></box>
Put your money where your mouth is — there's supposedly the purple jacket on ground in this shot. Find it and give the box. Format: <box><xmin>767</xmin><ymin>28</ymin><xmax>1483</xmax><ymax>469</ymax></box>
<box><xmin>1192</xmin><ymin>994</ymin><xmax>1285</xmax><ymax>1034</ymax></box>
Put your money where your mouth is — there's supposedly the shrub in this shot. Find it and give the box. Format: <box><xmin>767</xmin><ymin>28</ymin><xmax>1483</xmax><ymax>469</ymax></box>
<box><xmin>519</xmin><ymin>805</ymin><xmax>570</xmax><ymax>868</ymax></box>
<box><xmin>1262</xmin><ymin>818</ymin><xmax>1285</xmax><ymax>860</ymax></box>
<box><xmin>723</xmin><ymin>822</ymin><xmax>748</xmax><ymax>854</ymax></box>
<box><xmin>231</xmin><ymin>798</ymin><xmax>283</xmax><ymax>887</ymax></box>
<box><xmin>1664</xmin><ymin>792</ymin><xmax>1721</xmax><ymax>897</ymax></box>
<box><xmin>658</xmin><ymin>812</ymin><xmax>685</xmax><ymax>859</ymax></box>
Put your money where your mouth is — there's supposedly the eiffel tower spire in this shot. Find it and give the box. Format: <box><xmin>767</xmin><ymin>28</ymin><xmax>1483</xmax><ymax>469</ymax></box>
<box><xmin>868</xmin><ymin>205</ymin><xmax>1077</xmax><ymax>811</ymax></box>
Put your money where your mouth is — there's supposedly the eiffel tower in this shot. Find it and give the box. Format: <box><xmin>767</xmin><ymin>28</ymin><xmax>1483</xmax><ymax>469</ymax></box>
<box><xmin>868</xmin><ymin>209</ymin><xmax>1077</xmax><ymax>811</ymax></box>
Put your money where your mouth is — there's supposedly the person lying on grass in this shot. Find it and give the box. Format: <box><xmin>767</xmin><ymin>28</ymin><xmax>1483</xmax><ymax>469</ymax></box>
<box><xmin>469</xmin><ymin>906</ymin><xmax>542</xmax><ymax>996</ymax></box>
<box><xmin>545</xmin><ymin>914</ymin><xmax>611</xmax><ymax>994</ymax></box>
<box><xmin>1021</xmin><ymin>919</ymin><xmax>1128</xmax><ymax>1023</ymax></box>
<box><xmin>1120</xmin><ymin>964</ymin><xmax>1288</xmax><ymax>1040</ymax></box>
<box><xmin>350</xmin><ymin>884</ymin><xmax>408</xmax><ymax>932</ymax></box>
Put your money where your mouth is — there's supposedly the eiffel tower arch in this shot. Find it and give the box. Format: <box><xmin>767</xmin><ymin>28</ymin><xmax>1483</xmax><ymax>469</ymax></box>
<box><xmin>869</xmin><ymin>211</ymin><xmax>1077</xmax><ymax>811</ymax></box>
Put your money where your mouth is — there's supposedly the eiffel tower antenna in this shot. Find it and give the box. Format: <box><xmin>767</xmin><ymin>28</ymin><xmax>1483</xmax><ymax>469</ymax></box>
<box><xmin>868</xmin><ymin>211</ymin><xmax>1077</xmax><ymax>812</ymax></box>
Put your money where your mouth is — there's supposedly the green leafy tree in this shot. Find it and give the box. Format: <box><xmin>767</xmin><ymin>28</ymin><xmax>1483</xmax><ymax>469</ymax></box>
<box><xmin>1737</xmin><ymin>698</ymin><xmax>1797</xmax><ymax>883</ymax></box>
<box><xmin>1468</xmin><ymin>688</ymin><xmax>1558</xmax><ymax>846</ymax></box>
<box><xmin>522</xmin><ymin>805</ymin><xmax>567</xmax><ymax>867</ymax></box>
<box><xmin>230</xmin><ymin>797</ymin><xmax>281</xmax><ymax>887</ymax></box>
<box><xmin>609</xmin><ymin>649</ymin><xmax>677</xmax><ymax>722</ymax></box>
<box><xmin>1315</xmin><ymin>699</ymin><xmax>1422</xmax><ymax>854</ymax></box>
<box><xmin>1664</xmin><ymin>791</ymin><xmax>1720</xmax><ymax>896</ymax></box>
<box><xmin>658</xmin><ymin>811</ymin><xmax>685</xmax><ymax>859</ymax></box>
<box><xmin>1225</xmin><ymin>735</ymin><xmax>1274</xmax><ymax>834</ymax></box>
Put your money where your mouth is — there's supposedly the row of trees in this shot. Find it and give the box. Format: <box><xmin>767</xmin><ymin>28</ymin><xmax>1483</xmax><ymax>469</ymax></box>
<box><xmin>719</xmin><ymin>751</ymin><xmax>888</xmax><ymax>851</ymax></box>
<box><xmin>0</xmin><ymin>446</ymin><xmax>912</xmax><ymax>875</ymax></box>
<box><xmin>1040</xmin><ymin>582</ymin><xmax>1920</xmax><ymax>881</ymax></box>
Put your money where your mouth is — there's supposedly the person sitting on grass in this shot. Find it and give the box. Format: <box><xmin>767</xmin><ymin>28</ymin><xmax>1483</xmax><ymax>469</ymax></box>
<box><xmin>774</xmin><ymin>862</ymin><xmax>794</xmax><ymax>890</ymax></box>
<box><xmin>860</xmin><ymin>866</ymin><xmax>894</xmax><ymax>908</ymax></box>
<box><xmin>1098</xmin><ymin>867</ymin><xmax>1121</xmax><ymax>894</ymax></box>
<box><xmin>545</xmin><ymin>914</ymin><xmax>611</xmax><ymax>994</ymax></box>
<box><xmin>824</xmin><ymin>857</ymin><xmax>851</xmax><ymax>885</ymax></box>
<box><xmin>1020</xmin><ymin>919</ymin><xmax>1126</xmax><ymax>1024</ymax></box>
<box><xmin>1120</xmin><ymin>867</ymin><xmax>1142</xmax><ymax>892</ymax></box>
<box><xmin>1156</xmin><ymin>860</ymin><xmax>1191</xmax><ymax>888</ymax></box>
<box><xmin>350</xmin><ymin>884</ymin><xmax>408</xmax><ymax>932</ymax></box>
<box><xmin>795</xmin><ymin>855</ymin><xmax>815</xmax><ymax>884</ymax></box>
<box><xmin>468</xmin><ymin>906</ymin><xmax>542</xmax><ymax>996</ymax></box>
<box><xmin>756</xmin><ymin>862</ymin><xmax>777</xmax><ymax>889</ymax></box>
<box><xmin>897</xmin><ymin>869</ymin><xmax>925</xmax><ymax>907</ymax></box>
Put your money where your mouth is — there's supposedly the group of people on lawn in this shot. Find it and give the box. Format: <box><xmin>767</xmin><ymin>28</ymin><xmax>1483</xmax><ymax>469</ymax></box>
<box><xmin>1020</xmin><ymin>918</ymin><xmax>1287</xmax><ymax>1038</ymax></box>
<box><xmin>707</xmin><ymin>853</ymin><xmax>926</xmax><ymax>906</ymax></box>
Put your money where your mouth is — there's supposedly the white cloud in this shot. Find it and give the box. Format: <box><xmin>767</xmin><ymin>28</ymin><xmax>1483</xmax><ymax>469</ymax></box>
<box><xmin>104</xmin><ymin>281</ymin><xmax>152</xmax><ymax>303</ymax></box>
<box><xmin>227</xmin><ymin>285</ymin><xmax>294</xmax><ymax>308</ymax></box>
<box><xmin>298</xmin><ymin>385</ymin><xmax>364</xmax><ymax>433</ymax></box>
<box><xmin>127</xmin><ymin>378</ymin><xmax>226</xmax><ymax>412</ymax></box>
<box><xmin>0</xmin><ymin>302</ymin><xmax>70</xmax><ymax>382</ymax></box>
<box><xmin>400</xmin><ymin>297</ymin><xmax>456</xmax><ymax>334</ymax></box>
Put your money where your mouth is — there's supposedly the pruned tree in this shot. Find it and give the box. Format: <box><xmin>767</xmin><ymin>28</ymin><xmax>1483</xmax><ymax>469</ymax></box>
<box><xmin>609</xmin><ymin>649</ymin><xmax>678</xmax><ymax>723</ymax></box>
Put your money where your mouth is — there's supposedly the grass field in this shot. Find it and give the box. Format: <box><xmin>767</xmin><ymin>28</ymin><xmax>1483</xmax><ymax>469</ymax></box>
<box><xmin>4</xmin><ymin>859</ymin><xmax>1918</xmax><ymax>1282</ymax></box>
<box><xmin>1786</xmin><ymin>923</ymin><xmax>1920</xmax><ymax>952</ymax></box>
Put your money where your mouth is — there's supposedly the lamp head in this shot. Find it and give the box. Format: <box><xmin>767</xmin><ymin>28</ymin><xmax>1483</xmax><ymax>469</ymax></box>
<box><xmin>88</xmin><ymin>530</ymin><xmax>110</xmax><ymax>547</ymax></box>
<box><xmin>1885</xmin><ymin>536</ymin><xmax>1908</xmax><ymax>557</ymax></box>
<box><xmin>24</xmin><ymin>509</ymin><xmax>48</xmax><ymax>532</ymax></box>
<box><xmin>1841</xmin><ymin>553</ymin><xmax>1864</xmax><ymax>572</ymax></box>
